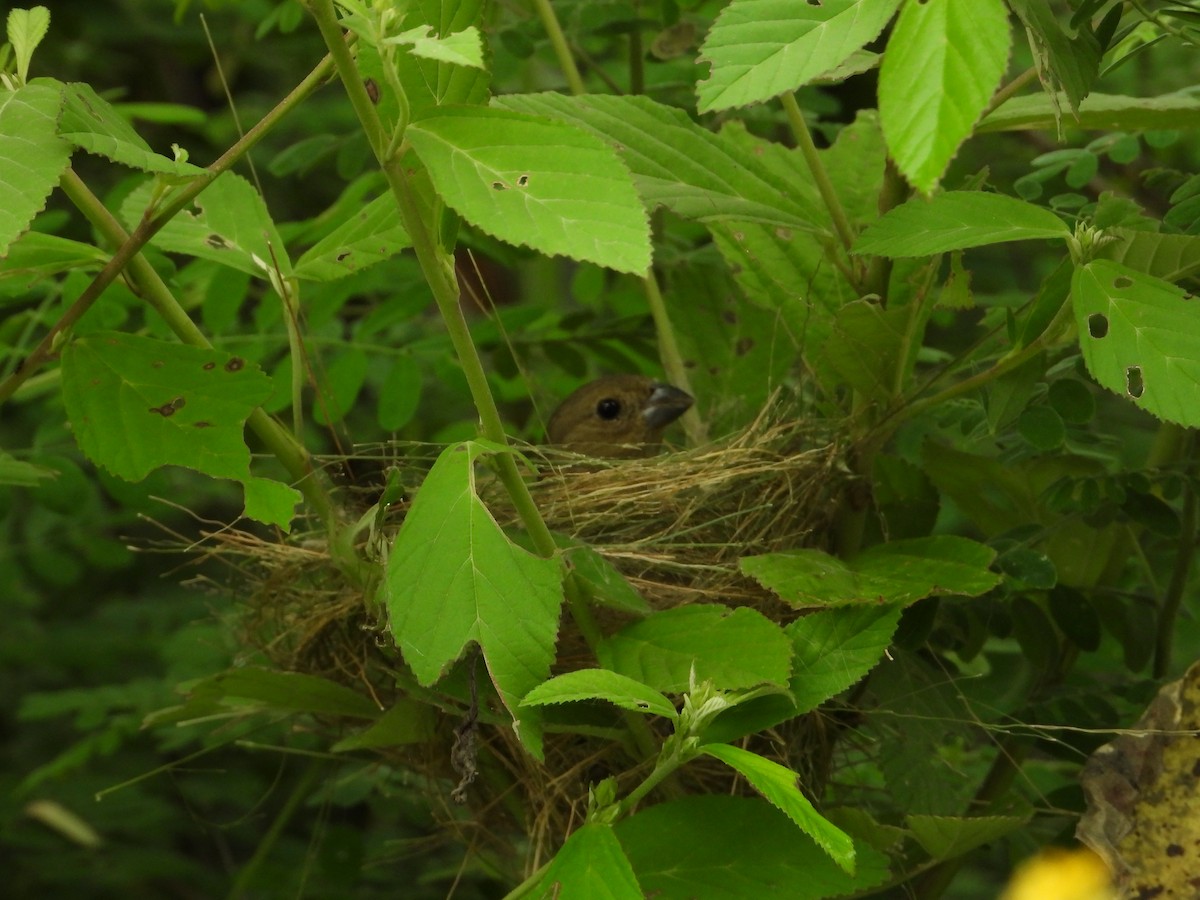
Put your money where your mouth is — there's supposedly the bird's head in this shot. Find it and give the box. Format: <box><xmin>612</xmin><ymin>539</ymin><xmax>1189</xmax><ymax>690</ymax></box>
<box><xmin>546</xmin><ymin>375</ymin><xmax>694</xmax><ymax>458</ymax></box>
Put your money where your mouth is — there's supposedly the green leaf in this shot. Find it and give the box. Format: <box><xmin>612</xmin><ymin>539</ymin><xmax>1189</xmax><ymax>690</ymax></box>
<box><xmin>906</xmin><ymin>813</ymin><xmax>1030</xmax><ymax>861</ymax></box>
<box><xmin>741</xmin><ymin>536</ymin><xmax>1000</xmax><ymax>607</ymax></box>
<box><xmin>615</xmin><ymin>796</ymin><xmax>889</xmax><ymax>898</ymax></box>
<box><xmin>1008</xmin><ymin>0</ymin><xmax>1101</xmax><ymax>115</ymax></box>
<box><xmin>1073</xmin><ymin>259</ymin><xmax>1200</xmax><ymax>426</ymax></box>
<box><xmin>293</xmin><ymin>192</ymin><xmax>411</xmax><ymax>281</ymax></box>
<box><xmin>385</xmin><ymin>441</ymin><xmax>564</xmax><ymax>739</ymax></box>
<box><xmin>8</xmin><ymin>6</ymin><xmax>50</xmax><ymax>83</ymax></box>
<box><xmin>811</xmin><ymin>298</ymin><xmax>906</xmax><ymax>401</ymax></box>
<box><xmin>697</xmin><ymin>0</ymin><xmax>901</xmax><ymax>112</ymax></box>
<box><xmin>0</xmin><ymin>82</ymin><xmax>71</xmax><ymax>257</ymax></box>
<box><xmin>59</xmin><ymin>82</ymin><xmax>205</xmax><ymax>176</ymax></box>
<box><xmin>146</xmin><ymin>667</ymin><xmax>380</xmax><ymax>727</ymax></box>
<box><xmin>242</xmin><ymin>476</ymin><xmax>302</xmax><ymax>530</ymax></box>
<box><xmin>979</xmin><ymin>92</ymin><xmax>1200</xmax><ymax>133</ymax></box>
<box><xmin>377</xmin><ymin>354</ymin><xmax>422</xmax><ymax>432</ymax></box>
<box><xmin>1099</xmin><ymin>229</ymin><xmax>1200</xmax><ymax>284</ymax></box>
<box><xmin>878</xmin><ymin>0</ymin><xmax>1011</xmax><ymax>192</ymax></box>
<box><xmin>598</xmin><ymin>605</ymin><xmax>792</xmax><ymax>693</ymax></box>
<box><xmin>390</xmin><ymin>25</ymin><xmax>485</xmax><ymax>69</ymax></box>
<box><xmin>0</xmin><ymin>451</ymin><xmax>57</xmax><ymax>487</ymax></box>
<box><xmin>788</xmin><ymin>604</ymin><xmax>903</xmax><ymax>713</ymax></box>
<box><xmin>59</xmin><ymin>333</ymin><xmax>291</xmax><ymax>526</ymax></box>
<box><xmin>493</xmin><ymin>93</ymin><xmax>823</xmax><ymax>231</ymax></box>
<box><xmin>527</xmin><ymin>824</ymin><xmax>643</xmax><ymax>900</ymax></box>
<box><xmin>331</xmin><ymin>700</ymin><xmax>437</xmax><ymax>751</ymax></box>
<box><xmin>121</xmin><ymin>172</ymin><xmax>293</xmax><ymax>278</ymax></box>
<box><xmin>1017</xmin><ymin>406</ymin><xmax>1066</xmax><ymax>450</ymax></box>
<box><xmin>312</xmin><ymin>346</ymin><xmax>368</xmax><ymax>426</ymax></box>
<box><xmin>406</xmin><ymin>107</ymin><xmax>651</xmax><ymax>274</ymax></box>
<box><xmin>521</xmin><ymin>669</ymin><xmax>676</xmax><ymax>719</ymax></box>
<box><xmin>0</xmin><ymin>231</ymin><xmax>107</xmax><ymax>281</ymax></box>
<box><xmin>854</xmin><ymin>192</ymin><xmax>1071</xmax><ymax>257</ymax></box>
<box><xmin>702</xmin><ymin>743</ymin><xmax>855</xmax><ymax>873</ymax></box>
<box><xmin>562</xmin><ymin>540</ymin><xmax>650</xmax><ymax>615</ymax></box>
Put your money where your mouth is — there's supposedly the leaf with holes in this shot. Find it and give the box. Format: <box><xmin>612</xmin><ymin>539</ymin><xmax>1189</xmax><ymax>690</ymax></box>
<box><xmin>59</xmin><ymin>331</ymin><xmax>300</xmax><ymax>528</ymax></box>
<box><xmin>406</xmin><ymin>107</ymin><xmax>651</xmax><ymax>274</ymax></box>
<box><xmin>1073</xmin><ymin>260</ymin><xmax>1200</xmax><ymax>426</ymax></box>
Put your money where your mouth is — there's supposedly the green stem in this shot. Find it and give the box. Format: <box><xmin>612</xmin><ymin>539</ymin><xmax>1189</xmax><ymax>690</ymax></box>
<box><xmin>641</xmin><ymin>271</ymin><xmax>705</xmax><ymax>446</ymax></box>
<box><xmin>531</xmin><ymin>0</ymin><xmax>586</xmax><ymax>95</ymax></box>
<box><xmin>981</xmin><ymin>66</ymin><xmax>1039</xmax><ymax>120</ymax></box>
<box><xmin>227</xmin><ymin>759</ymin><xmax>326</xmax><ymax>900</ymax></box>
<box><xmin>780</xmin><ymin>92</ymin><xmax>856</xmax><ymax>257</ymax></box>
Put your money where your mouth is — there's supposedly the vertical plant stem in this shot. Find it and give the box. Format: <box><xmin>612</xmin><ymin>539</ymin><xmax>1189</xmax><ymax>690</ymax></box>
<box><xmin>1154</xmin><ymin>431</ymin><xmax>1198</xmax><ymax>678</ymax></box>
<box><xmin>641</xmin><ymin>271</ymin><xmax>705</xmax><ymax>445</ymax></box>
<box><xmin>530</xmin><ymin>0</ymin><xmax>586</xmax><ymax>95</ymax></box>
<box><xmin>780</xmin><ymin>92</ymin><xmax>856</xmax><ymax>256</ymax></box>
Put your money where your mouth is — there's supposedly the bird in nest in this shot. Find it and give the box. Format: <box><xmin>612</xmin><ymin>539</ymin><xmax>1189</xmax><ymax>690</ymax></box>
<box><xmin>546</xmin><ymin>374</ymin><xmax>693</xmax><ymax>459</ymax></box>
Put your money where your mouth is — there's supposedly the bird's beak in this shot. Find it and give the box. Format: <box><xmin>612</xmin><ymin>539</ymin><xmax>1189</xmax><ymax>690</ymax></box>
<box><xmin>642</xmin><ymin>382</ymin><xmax>694</xmax><ymax>429</ymax></box>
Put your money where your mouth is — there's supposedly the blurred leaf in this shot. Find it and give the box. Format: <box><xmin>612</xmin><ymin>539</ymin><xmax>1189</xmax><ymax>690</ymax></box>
<box><xmin>907</xmin><ymin>812</ymin><xmax>1031</xmax><ymax>860</ymax></box>
<box><xmin>525</xmin><ymin>823</ymin><xmax>643</xmax><ymax>900</ymax></box>
<box><xmin>980</xmin><ymin>92</ymin><xmax>1200</xmax><ymax>133</ymax></box>
<box><xmin>1047</xmin><ymin>585</ymin><xmax>1101</xmax><ymax>652</ymax></box>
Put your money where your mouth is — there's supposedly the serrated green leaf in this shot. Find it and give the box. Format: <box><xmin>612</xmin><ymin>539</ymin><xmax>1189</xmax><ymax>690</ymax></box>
<box><xmin>562</xmin><ymin>540</ymin><xmax>650</xmax><ymax>614</ymax></box>
<box><xmin>385</xmin><ymin>441</ymin><xmax>564</xmax><ymax>744</ymax></box>
<box><xmin>407</xmin><ymin>107</ymin><xmax>650</xmax><ymax>274</ymax></box>
<box><xmin>906</xmin><ymin>813</ymin><xmax>1030</xmax><ymax>860</ymax></box>
<box><xmin>493</xmin><ymin>93</ymin><xmax>823</xmax><ymax>231</ymax></box>
<box><xmin>1073</xmin><ymin>259</ymin><xmax>1200</xmax><ymax>425</ymax></box>
<box><xmin>120</xmin><ymin>172</ymin><xmax>293</xmax><ymax>278</ymax></box>
<box><xmin>402</xmin><ymin>26</ymin><xmax>484</xmax><ymax>69</ymax></box>
<box><xmin>741</xmin><ymin>536</ymin><xmax>999</xmax><ymax>607</ymax></box>
<box><xmin>598</xmin><ymin>605</ymin><xmax>792</xmax><ymax>693</ymax></box>
<box><xmin>8</xmin><ymin>6</ymin><xmax>50</xmax><ymax>83</ymax></box>
<box><xmin>60</xmin><ymin>332</ymin><xmax>271</xmax><ymax>483</ymax></box>
<box><xmin>521</xmin><ymin>669</ymin><xmax>676</xmax><ymax>718</ymax></box>
<box><xmin>878</xmin><ymin>0</ymin><xmax>1010</xmax><ymax>192</ymax></box>
<box><xmin>0</xmin><ymin>231</ymin><xmax>107</xmax><ymax>281</ymax></box>
<box><xmin>854</xmin><ymin>192</ymin><xmax>1071</xmax><ymax>257</ymax></box>
<box><xmin>528</xmin><ymin>824</ymin><xmax>643</xmax><ymax>900</ymax></box>
<box><xmin>0</xmin><ymin>82</ymin><xmax>70</xmax><ymax>257</ymax></box>
<box><xmin>59</xmin><ymin>82</ymin><xmax>204</xmax><ymax>176</ymax></box>
<box><xmin>703</xmin><ymin>743</ymin><xmax>855</xmax><ymax>873</ymax></box>
<box><xmin>788</xmin><ymin>604</ymin><xmax>903</xmax><ymax>713</ymax></box>
<box><xmin>811</xmin><ymin>298</ymin><xmax>906</xmax><ymax>400</ymax></box>
<box><xmin>697</xmin><ymin>0</ymin><xmax>901</xmax><ymax>112</ymax></box>
<box><xmin>615</xmin><ymin>796</ymin><xmax>889</xmax><ymax>899</ymax></box>
<box><xmin>1099</xmin><ymin>229</ymin><xmax>1200</xmax><ymax>283</ymax></box>
<box><xmin>979</xmin><ymin>92</ymin><xmax>1200</xmax><ymax>133</ymax></box>
<box><xmin>294</xmin><ymin>192</ymin><xmax>411</xmax><ymax>281</ymax></box>
<box><xmin>242</xmin><ymin>476</ymin><xmax>302</xmax><ymax>530</ymax></box>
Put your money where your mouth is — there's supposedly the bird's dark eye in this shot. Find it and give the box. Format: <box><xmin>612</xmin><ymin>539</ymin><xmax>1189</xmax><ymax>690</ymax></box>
<box><xmin>596</xmin><ymin>398</ymin><xmax>622</xmax><ymax>420</ymax></box>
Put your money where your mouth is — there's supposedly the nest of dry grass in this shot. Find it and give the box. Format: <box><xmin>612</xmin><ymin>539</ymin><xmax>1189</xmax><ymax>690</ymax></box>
<box><xmin>200</xmin><ymin>402</ymin><xmax>853</xmax><ymax>864</ymax></box>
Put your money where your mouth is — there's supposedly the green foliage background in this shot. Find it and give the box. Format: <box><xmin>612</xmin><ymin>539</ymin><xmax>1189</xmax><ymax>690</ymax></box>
<box><xmin>2</xmin><ymin>0</ymin><xmax>1199</xmax><ymax>897</ymax></box>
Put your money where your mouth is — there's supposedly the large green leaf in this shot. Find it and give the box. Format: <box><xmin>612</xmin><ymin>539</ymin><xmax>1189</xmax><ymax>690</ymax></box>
<box><xmin>293</xmin><ymin>192</ymin><xmax>411</xmax><ymax>281</ymax></box>
<box><xmin>598</xmin><ymin>605</ymin><xmax>792</xmax><ymax>693</ymax></box>
<box><xmin>59</xmin><ymin>82</ymin><xmax>204</xmax><ymax>176</ymax></box>
<box><xmin>59</xmin><ymin>332</ymin><xmax>299</xmax><ymax>528</ymax></box>
<box><xmin>0</xmin><ymin>82</ymin><xmax>71</xmax><ymax>257</ymax></box>
<box><xmin>406</xmin><ymin>107</ymin><xmax>651</xmax><ymax>274</ymax></box>
<box><xmin>741</xmin><ymin>536</ymin><xmax>1000</xmax><ymax>607</ymax></box>
<box><xmin>854</xmin><ymin>192</ymin><xmax>1071</xmax><ymax>257</ymax></box>
<box><xmin>979</xmin><ymin>92</ymin><xmax>1200</xmax><ymax>133</ymax></box>
<box><xmin>615</xmin><ymin>796</ymin><xmax>889</xmax><ymax>898</ymax></box>
<box><xmin>1099</xmin><ymin>229</ymin><xmax>1200</xmax><ymax>284</ymax></box>
<box><xmin>526</xmin><ymin>824</ymin><xmax>643</xmax><ymax>900</ymax></box>
<box><xmin>1073</xmin><ymin>259</ymin><xmax>1200</xmax><ymax>426</ymax></box>
<box><xmin>493</xmin><ymin>93</ymin><xmax>823</xmax><ymax>231</ymax></box>
<box><xmin>878</xmin><ymin>0</ymin><xmax>1010</xmax><ymax>192</ymax></box>
<box><xmin>703</xmin><ymin>743</ymin><xmax>855</xmax><ymax>873</ymax></box>
<box><xmin>1007</xmin><ymin>0</ymin><xmax>1100</xmax><ymax>116</ymax></box>
<box><xmin>385</xmin><ymin>441</ymin><xmax>564</xmax><ymax>746</ymax></box>
<box><xmin>697</xmin><ymin>0</ymin><xmax>901</xmax><ymax>112</ymax></box>
<box><xmin>121</xmin><ymin>172</ymin><xmax>293</xmax><ymax>278</ymax></box>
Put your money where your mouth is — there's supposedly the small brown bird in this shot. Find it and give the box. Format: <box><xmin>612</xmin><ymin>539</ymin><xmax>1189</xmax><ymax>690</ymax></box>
<box><xmin>546</xmin><ymin>374</ymin><xmax>694</xmax><ymax>458</ymax></box>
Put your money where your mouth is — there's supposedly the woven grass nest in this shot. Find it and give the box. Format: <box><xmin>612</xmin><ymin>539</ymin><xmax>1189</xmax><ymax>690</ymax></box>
<box><xmin>216</xmin><ymin>403</ymin><xmax>853</xmax><ymax>860</ymax></box>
